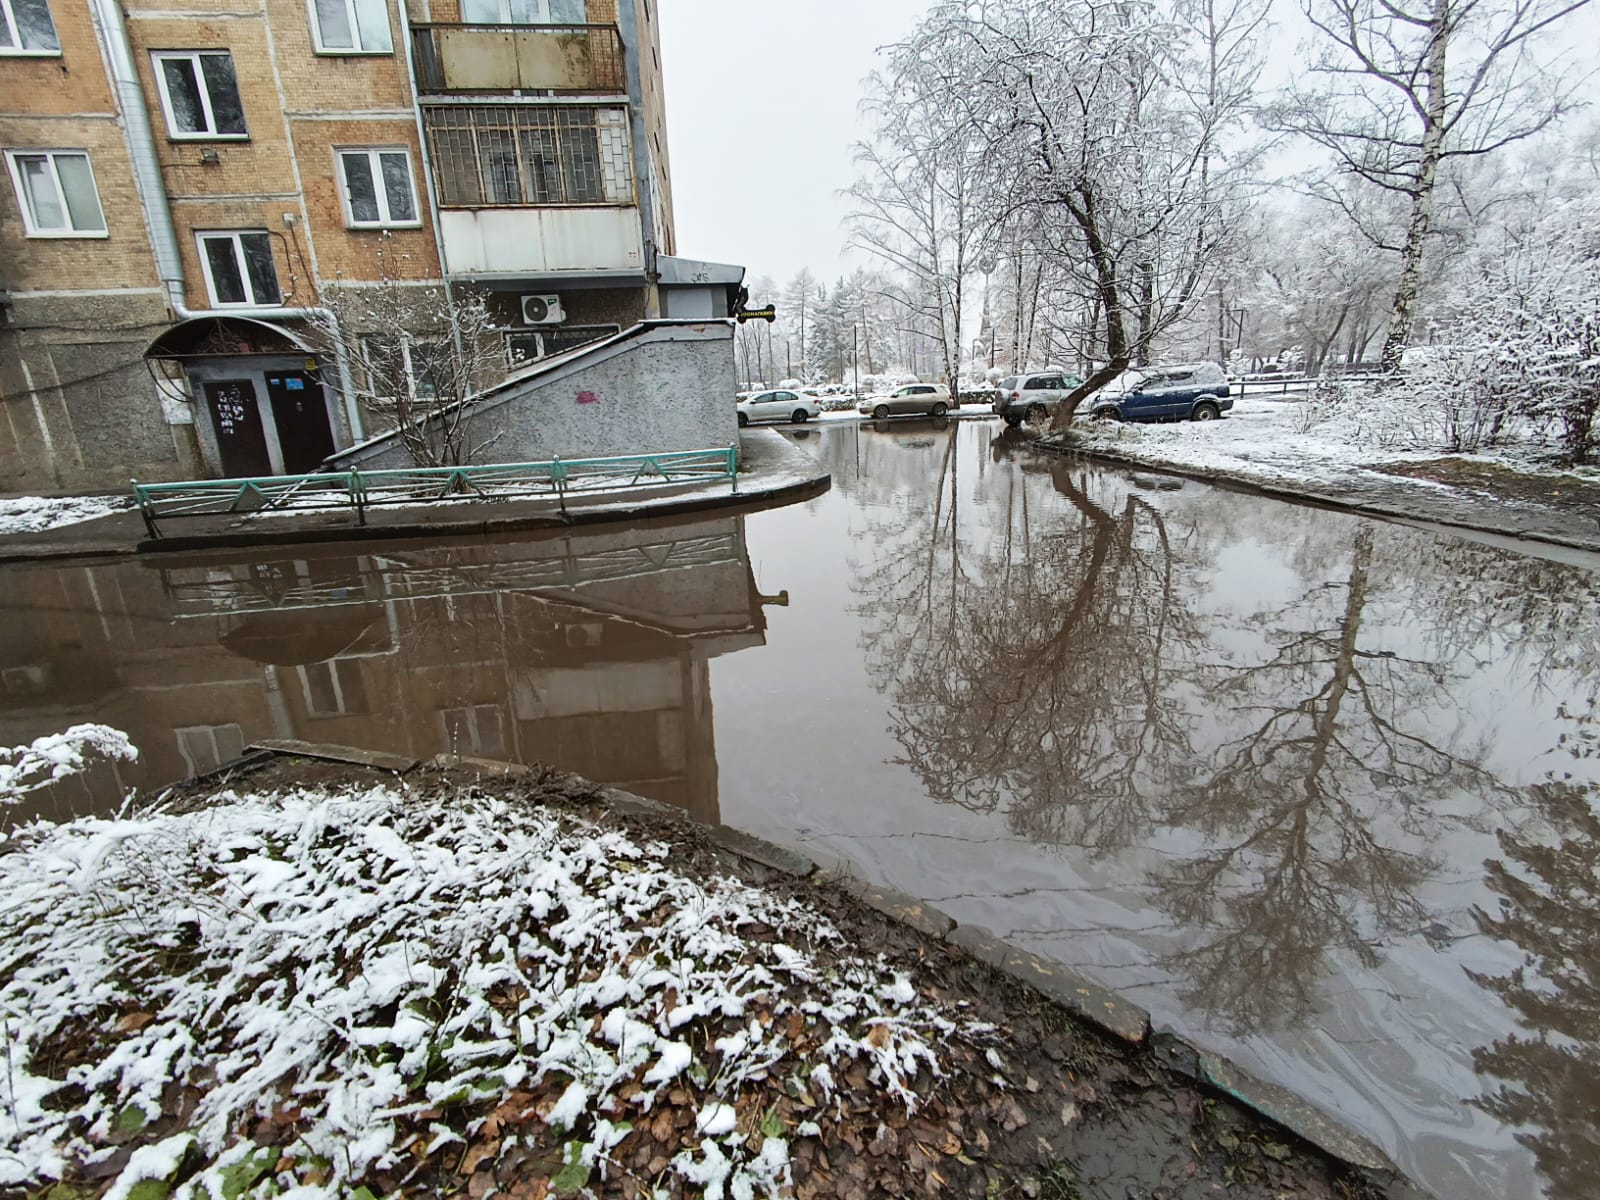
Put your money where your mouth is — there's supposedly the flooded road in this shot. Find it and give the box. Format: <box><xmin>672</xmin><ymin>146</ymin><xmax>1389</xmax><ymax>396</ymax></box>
<box><xmin>4</xmin><ymin>419</ymin><xmax>1598</xmax><ymax>1200</ymax></box>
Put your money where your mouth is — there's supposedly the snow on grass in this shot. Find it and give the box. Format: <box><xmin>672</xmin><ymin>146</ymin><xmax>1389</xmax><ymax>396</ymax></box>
<box><xmin>0</xmin><ymin>494</ymin><xmax>131</xmax><ymax>534</ymax></box>
<box><xmin>1054</xmin><ymin>396</ymin><xmax>1452</xmax><ymax>488</ymax></box>
<box><xmin>0</xmin><ymin>724</ymin><xmax>138</xmax><ymax>805</ymax></box>
<box><xmin>0</xmin><ymin>783</ymin><xmax>983</xmax><ymax>1198</ymax></box>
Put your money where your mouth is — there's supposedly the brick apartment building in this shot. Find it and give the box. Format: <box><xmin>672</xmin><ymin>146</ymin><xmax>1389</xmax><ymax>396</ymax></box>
<box><xmin>0</xmin><ymin>0</ymin><xmax>739</xmax><ymax>491</ymax></box>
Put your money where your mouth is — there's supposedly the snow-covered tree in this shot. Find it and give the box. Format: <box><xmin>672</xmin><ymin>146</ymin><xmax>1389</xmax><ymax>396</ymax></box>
<box><xmin>1265</xmin><ymin>0</ymin><xmax>1595</xmax><ymax>371</ymax></box>
<box><xmin>310</xmin><ymin>279</ymin><xmax>506</xmax><ymax>467</ymax></box>
<box><xmin>901</xmin><ymin>0</ymin><xmax>1266</xmax><ymax>425</ymax></box>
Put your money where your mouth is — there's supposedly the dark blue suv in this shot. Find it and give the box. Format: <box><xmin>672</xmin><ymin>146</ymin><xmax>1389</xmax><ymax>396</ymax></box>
<box><xmin>1091</xmin><ymin>362</ymin><xmax>1233</xmax><ymax>422</ymax></box>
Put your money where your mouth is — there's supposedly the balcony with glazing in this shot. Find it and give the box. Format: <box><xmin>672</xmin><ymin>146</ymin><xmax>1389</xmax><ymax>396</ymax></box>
<box><xmin>409</xmin><ymin>23</ymin><xmax>625</xmax><ymax>94</ymax></box>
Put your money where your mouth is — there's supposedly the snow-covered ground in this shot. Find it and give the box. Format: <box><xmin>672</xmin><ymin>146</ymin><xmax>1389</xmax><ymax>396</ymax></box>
<box><xmin>0</xmin><ymin>494</ymin><xmax>131</xmax><ymax>535</ymax></box>
<box><xmin>1</xmin><ymin>773</ymin><xmax>987</xmax><ymax>1198</ymax></box>
<box><xmin>1057</xmin><ymin>396</ymin><xmax>1459</xmax><ymax>488</ymax></box>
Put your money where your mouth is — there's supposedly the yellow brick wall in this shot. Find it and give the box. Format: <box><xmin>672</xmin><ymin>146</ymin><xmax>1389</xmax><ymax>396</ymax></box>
<box><xmin>292</xmin><ymin>118</ymin><xmax>441</xmax><ymax>282</ymax></box>
<box><xmin>1</xmin><ymin>0</ymin><xmax>115</xmax><ymax>115</ymax></box>
<box><xmin>0</xmin><ymin>118</ymin><xmax>162</xmax><ymax>291</ymax></box>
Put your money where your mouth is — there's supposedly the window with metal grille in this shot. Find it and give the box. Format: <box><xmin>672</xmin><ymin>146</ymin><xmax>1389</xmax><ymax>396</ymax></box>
<box><xmin>423</xmin><ymin>105</ymin><xmax>631</xmax><ymax>207</ymax></box>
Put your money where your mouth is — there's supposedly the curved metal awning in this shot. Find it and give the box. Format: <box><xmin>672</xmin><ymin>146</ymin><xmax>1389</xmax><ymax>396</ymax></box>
<box><xmin>144</xmin><ymin>315</ymin><xmax>320</xmax><ymax>361</ymax></box>
<box><xmin>218</xmin><ymin>604</ymin><xmax>381</xmax><ymax>666</ymax></box>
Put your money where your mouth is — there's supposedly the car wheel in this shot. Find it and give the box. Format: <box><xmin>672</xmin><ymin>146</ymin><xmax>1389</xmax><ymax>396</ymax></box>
<box><xmin>791</xmin><ymin>409</ymin><xmax>809</xmax><ymax>424</ymax></box>
<box><xmin>873</xmin><ymin>404</ymin><xmax>890</xmax><ymax>420</ymax></box>
<box><xmin>1192</xmin><ymin>402</ymin><xmax>1220</xmax><ymax>422</ymax></box>
<box><xmin>1026</xmin><ymin>403</ymin><xmax>1048</xmax><ymax>424</ymax></box>
<box><xmin>737</xmin><ymin>412</ymin><xmax>749</xmax><ymax>427</ymax></box>
<box><xmin>1094</xmin><ymin>408</ymin><xmax>1121</xmax><ymax>422</ymax></box>
<box><xmin>931</xmin><ymin>401</ymin><xmax>948</xmax><ymax>417</ymax></box>
<box><xmin>1003</xmin><ymin>413</ymin><xmax>1022</xmax><ymax>427</ymax></box>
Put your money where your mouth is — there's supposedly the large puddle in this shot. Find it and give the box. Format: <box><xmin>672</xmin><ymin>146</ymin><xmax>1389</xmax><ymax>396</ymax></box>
<box><xmin>3</xmin><ymin>419</ymin><xmax>1597</xmax><ymax>1200</ymax></box>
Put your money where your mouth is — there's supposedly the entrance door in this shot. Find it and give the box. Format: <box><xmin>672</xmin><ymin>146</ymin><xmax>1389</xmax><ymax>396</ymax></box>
<box><xmin>265</xmin><ymin>372</ymin><xmax>336</xmax><ymax>473</ymax></box>
<box><xmin>203</xmin><ymin>380</ymin><xmax>272</xmax><ymax>478</ymax></box>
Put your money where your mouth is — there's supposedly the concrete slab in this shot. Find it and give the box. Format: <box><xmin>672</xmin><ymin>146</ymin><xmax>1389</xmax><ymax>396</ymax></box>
<box><xmin>815</xmin><ymin>869</ymin><xmax>957</xmax><ymax>939</ymax></box>
<box><xmin>248</xmin><ymin>739</ymin><xmax>417</xmax><ymax>773</ymax></box>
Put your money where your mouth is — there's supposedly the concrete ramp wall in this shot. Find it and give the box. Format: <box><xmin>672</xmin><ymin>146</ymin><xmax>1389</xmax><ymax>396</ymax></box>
<box><xmin>330</xmin><ymin>319</ymin><xmax>737</xmax><ymax>469</ymax></box>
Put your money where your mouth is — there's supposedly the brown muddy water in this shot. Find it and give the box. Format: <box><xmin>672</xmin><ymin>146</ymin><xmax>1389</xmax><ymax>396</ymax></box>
<box><xmin>3</xmin><ymin>418</ymin><xmax>1597</xmax><ymax>1200</ymax></box>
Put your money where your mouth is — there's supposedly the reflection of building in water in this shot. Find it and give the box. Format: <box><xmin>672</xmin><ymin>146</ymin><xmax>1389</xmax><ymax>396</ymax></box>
<box><xmin>0</xmin><ymin>517</ymin><xmax>773</xmax><ymax>827</ymax></box>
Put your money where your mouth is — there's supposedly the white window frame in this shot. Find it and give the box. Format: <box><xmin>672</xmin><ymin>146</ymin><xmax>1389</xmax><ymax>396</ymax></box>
<box><xmin>175</xmin><ymin>723</ymin><xmax>245</xmax><ymax>776</ymax></box>
<box><xmin>151</xmin><ymin>50</ymin><xmax>249</xmax><ymax>141</ymax></box>
<box><xmin>359</xmin><ymin>332</ymin><xmax>436</xmax><ymax>398</ymax></box>
<box><xmin>335</xmin><ymin>147</ymin><xmax>421</xmax><ymax>229</ymax></box>
<box><xmin>297</xmin><ymin>658</ymin><xmax>368</xmax><ymax>717</ymax></box>
<box><xmin>195</xmin><ymin>230</ymin><xmax>282</xmax><ymax>308</ymax></box>
<box><xmin>306</xmin><ymin>0</ymin><xmax>393</xmax><ymax>54</ymax></box>
<box><xmin>461</xmin><ymin>0</ymin><xmax>587</xmax><ymax>24</ymax></box>
<box><xmin>0</xmin><ymin>0</ymin><xmax>60</xmax><ymax>56</ymax></box>
<box><xmin>4</xmin><ymin>149</ymin><xmax>107</xmax><ymax>238</ymax></box>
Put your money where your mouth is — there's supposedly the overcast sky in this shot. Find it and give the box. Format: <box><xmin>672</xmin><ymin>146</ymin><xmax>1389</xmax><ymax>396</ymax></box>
<box><xmin>658</xmin><ymin>0</ymin><xmax>929</xmax><ymax>290</ymax></box>
<box><xmin>657</xmin><ymin>1</ymin><xmax>1600</xmax><ymax>295</ymax></box>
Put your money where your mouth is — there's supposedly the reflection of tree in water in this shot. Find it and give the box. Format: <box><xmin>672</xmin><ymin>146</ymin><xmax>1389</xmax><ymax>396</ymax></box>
<box><xmin>1149</xmin><ymin>526</ymin><xmax>1500</xmax><ymax>1030</ymax></box>
<box><xmin>1470</xmin><ymin>718</ymin><xmax>1600</xmax><ymax>1200</ymax></box>
<box><xmin>857</xmin><ymin>447</ymin><xmax>1204</xmax><ymax>849</ymax></box>
<box><xmin>857</xmin><ymin>438</ymin><xmax>1509</xmax><ymax>1032</ymax></box>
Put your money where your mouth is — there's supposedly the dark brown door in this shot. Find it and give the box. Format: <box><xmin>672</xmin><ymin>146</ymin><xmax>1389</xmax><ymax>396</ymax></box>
<box><xmin>265</xmin><ymin>372</ymin><xmax>336</xmax><ymax>474</ymax></box>
<box><xmin>203</xmin><ymin>379</ymin><xmax>272</xmax><ymax>478</ymax></box>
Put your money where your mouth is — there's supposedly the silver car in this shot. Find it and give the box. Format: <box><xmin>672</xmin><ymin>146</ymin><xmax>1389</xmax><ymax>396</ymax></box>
<box><xmin>857</xmin><ymin>384</ymin><xmax>952</xmax><ymax>419</ymax></box>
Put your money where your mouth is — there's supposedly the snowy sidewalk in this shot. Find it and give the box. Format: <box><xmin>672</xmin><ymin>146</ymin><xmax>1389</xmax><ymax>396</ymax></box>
<box><xmin>1044</xmin><ymin>398</ymin><xmax>1600</xmax><ymax>555</ymax></box>
<box><xmin>0</xmin><ymin>430</ymin><xmax>828</xmax><ymax>564</ymax></box>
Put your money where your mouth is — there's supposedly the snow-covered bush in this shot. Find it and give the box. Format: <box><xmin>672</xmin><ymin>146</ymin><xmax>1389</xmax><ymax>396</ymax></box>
<box><xmin>1396</xmin><ymin>192</ymin><xmax>1600</xmax><ymax>461</ymax></box>
<box><xmin>0</xmin><ymin>725</ymin><xmax>137</xmax><ymax>806</ymax></box>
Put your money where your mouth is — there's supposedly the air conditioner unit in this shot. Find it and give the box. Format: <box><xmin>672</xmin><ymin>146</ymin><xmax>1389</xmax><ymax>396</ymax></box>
<box><xmin>521</xmin><ymin>294</ymin><xmax>565</xmax><ymax>326</ymax></box>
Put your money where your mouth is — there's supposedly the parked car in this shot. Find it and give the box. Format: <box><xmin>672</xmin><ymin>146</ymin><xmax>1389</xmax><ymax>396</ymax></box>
<box><xmin>737</xmin><ymin>389</ymin><xmax>821</xmax><ymax>426</ymax></box>
<box><xmin>994</xmin><ymin>372</ymin><xmax>1084</xmax><ymax>425</ymax></box>
<box><xmin>857</xmin><ymin>383</ymin><xmax>952</xmax><ymax>419</ymax></box>
<box><xmin>1090</xmin><ymin>362</ymin><xmax>1232</xmax><ymax>422</ymax></box>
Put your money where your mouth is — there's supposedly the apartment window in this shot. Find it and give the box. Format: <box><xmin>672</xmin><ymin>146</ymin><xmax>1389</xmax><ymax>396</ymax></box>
<box><xmin>6</xmin><ymin>151</ymin><xmax>106</xmax><ymax>236</ymax></box>
<box><xmin>440</xmin><ymin>704</ymin><xmax>507</xmax><ymax>758</ymax></box>
<box><xmin>175</xmin><ymin>724</ymin><xmax>245</xmax><ymax>776</ymax></box>
<box><xmin>308</xmin><ymin>0</ymin><xmax>392</xmax><ymax>53</ymax></box>
<box><xmin>197</xmin><ymin>231</ymin><xmax>281</xmax><ymax>307</ymax></box>
<box><xmin>360</xmin><ymin>334</ymin><xmax>449</xmax><ymax>399</ymax></box>
<box><xmin>336</xmin><ymin>148</ymin><xmax>418</xmax><ymax>227</ymax></box>
<box><xmin>507</xmin><ymin>325</ymin><xmax>617</xmax><ymax>365</ymax></box>
<box><xmin>153</xmin><ymin>51</ymin><xmax>247</xmax><ymax>139</ymax></box>
<box><xmin>423</xmin><ymin>104</ymin><xmax>632</xmax><ymax>208</ymax></box>
<box><xmin>460</xmin><ymin>0</ymin><xmax>586</xmax><ymax>23</ymax></box>
<box><xmin>299</xmin><ymin>658</ymin><xmax>369</xmax><ymax>716</ymax></box>
<box><xmin>0</xmin><ymin>0</ymin><xmax>59</xmax><ymax>54</ymax></box>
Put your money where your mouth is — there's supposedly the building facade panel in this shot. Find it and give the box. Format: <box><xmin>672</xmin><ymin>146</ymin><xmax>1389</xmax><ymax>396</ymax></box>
<box><xmin>437</xmin><ymin>204</ymin><xmax>642</xmax><ymax>275</ymax></box>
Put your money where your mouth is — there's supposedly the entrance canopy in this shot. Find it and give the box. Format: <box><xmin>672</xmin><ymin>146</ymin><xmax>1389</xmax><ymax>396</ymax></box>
<box><xmin>144</xmin><ymin>316</ymin><xmax>319</xmax><ymax>361</ymax></box>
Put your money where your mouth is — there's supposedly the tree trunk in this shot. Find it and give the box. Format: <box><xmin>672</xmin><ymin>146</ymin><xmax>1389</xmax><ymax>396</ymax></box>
<box><xmin>1379</xmin><ymin>0</ymin><xmax>1449</xmax><ymax>373</ymax></box>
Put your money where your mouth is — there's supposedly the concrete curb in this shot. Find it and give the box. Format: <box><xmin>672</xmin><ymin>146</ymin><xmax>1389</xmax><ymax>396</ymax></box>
<box><xmin>1032</xmin><ymin>435</ymin><xmax>1600</xmax><ymax>557</ymax></box>
<box><xmin>219</xmin><ymin>741</ymin><xmax>1410</xmax><ymax>1193</ymax></box>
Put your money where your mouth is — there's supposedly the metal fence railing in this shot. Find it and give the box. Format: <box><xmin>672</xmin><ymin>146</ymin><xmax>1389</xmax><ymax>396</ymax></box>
<box><xmin>1232</xmin><ymin>373</ymin><xmax>1384</xmax><ymax>397</ymax></box>
<box><xmin>131</xmin><ymin>446</ymin><xmax>740</xmax><ymax>538</ymax></box>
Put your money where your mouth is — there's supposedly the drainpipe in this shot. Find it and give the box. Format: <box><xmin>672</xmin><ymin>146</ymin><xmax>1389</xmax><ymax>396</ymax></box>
<box><xmin>88</xmin><ymin>0</ymin><xmax>364</xmax><ymax>442</ymax></box>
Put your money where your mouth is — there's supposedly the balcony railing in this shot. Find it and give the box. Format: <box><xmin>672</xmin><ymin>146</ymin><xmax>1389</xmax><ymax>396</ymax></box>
<box><xmin>410</xmin><ymin>23</ymin><xmax>625</xmax><ymax>94</ymax></box>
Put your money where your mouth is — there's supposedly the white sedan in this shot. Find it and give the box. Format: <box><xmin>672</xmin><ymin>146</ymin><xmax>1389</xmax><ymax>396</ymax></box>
<box><xmin>736</xmin><ymin>389</ymin><xmax>821</xmax><ymax>426</ymax></box>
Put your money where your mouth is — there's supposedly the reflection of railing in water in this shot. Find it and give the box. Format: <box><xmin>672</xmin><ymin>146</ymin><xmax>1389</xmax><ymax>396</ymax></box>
<box><xmin>160</xmin><ymin>532</ymin><xmax>744</xmax><ymax>616</ymax></box>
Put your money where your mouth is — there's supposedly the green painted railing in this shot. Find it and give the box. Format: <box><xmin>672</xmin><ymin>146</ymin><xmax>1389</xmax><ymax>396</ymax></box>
<box><xmin>132</xmin><ymin>446</ymin><xmax>739</xmax><ymax>537</ymax></box>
